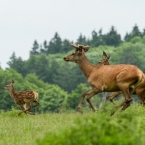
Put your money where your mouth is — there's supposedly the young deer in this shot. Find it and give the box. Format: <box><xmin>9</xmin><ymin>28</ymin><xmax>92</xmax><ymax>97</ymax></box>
<box><xmin>102</xmin><ymin>52</ymin><xmax>145</xmax><ymax>105</ymax></box>
<box><xmin>3</xmin><ymin>80</ymin><xmax>39</xmax><ymax>115</ymax></box>
<box><xmin>63</xmin><ymin>44</ymin><xmax>144</xmax><ymax>115</ymax></box>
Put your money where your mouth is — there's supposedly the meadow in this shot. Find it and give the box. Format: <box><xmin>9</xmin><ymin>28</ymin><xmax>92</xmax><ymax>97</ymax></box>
<box><xmin>0</xmin><ymin>103</ymin><xmax>145</xmax><ymax>145</ymax></box>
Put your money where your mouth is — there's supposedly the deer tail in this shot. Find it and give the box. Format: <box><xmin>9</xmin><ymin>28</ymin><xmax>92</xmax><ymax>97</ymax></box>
<box><xmin>130</xmin><ymin>72</ymin><xmax>144</xmax><ymax>94</ymax></box>
<box><xmin>33</xmin><ymin>91</ymin><xmax>39</xmax><ymax>100</ymax></box>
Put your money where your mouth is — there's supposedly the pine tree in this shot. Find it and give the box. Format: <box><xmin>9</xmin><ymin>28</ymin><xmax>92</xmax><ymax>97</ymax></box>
<box><xmin>30</xmin><ymin>40</ymin><xmax>39</xmax><ymax>56</ymax></box>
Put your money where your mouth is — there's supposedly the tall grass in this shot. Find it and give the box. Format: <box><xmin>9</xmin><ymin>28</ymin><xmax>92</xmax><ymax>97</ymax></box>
<box><xmin>0</xmin><ymin>104</ymin><xmax>145</xmax><ymax>145</ymax></box>
<box><xmin>0</xmin><ymin>108</ymin><xmax>83</xmax><ymax>145</ymax></box>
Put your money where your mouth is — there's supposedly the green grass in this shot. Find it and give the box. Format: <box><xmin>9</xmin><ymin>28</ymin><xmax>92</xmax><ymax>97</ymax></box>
<box><xmin>0</xmin><ymin>109</ymin><xmax>82</xmax><ymax>145</ymax></box>
<box><xmin>0</xmin><ymin>104</ymin><xmax>145</xmax><ymax>145</ymax></box>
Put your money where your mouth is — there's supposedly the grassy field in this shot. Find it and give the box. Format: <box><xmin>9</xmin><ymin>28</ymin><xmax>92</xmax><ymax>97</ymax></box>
<box><xmin>0</xmin><ymin>104</ymin><xmax>145</xmax><ymax>145</ymax></box>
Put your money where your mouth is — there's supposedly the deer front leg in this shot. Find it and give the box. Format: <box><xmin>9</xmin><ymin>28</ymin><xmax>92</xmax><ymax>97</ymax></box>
<box><xmin>86</xmin><ymin>88</ymin><xmax>100</xmax><ymax>112</ymax></box>
<box><xmin>18</xmin><ymin>102</ymin><xmax>32</xmax><ymax>116</ymax></box>
<box><xmin>19</xmin><ymin>104</ymin><xmax>27</xmax><ymax>115</ymax></box>
<box><xmin>18</xmin><ymin>101</ymin><xmax>39</xmax><ymax>115</ymax></box>
<box><xmin>77</xmin><ymin>88</ymin><xmax>100</xmax><ymax>113</ymax></box>
<box><xmin>77</xmin><ymin>90</ymin><xmax>90</xmax><ymax>114</ymax></box>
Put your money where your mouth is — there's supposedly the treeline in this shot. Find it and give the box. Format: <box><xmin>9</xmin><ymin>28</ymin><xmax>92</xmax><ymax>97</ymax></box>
<box><xmin>30</xmin><ymin>24</ymin><xmax>145</xmax><ymax>55</ymax></box>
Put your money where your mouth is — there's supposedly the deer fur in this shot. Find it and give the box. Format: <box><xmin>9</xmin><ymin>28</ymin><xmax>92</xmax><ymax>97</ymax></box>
<box><xmin>3</xmin><ymin>80</ymin><xmax>39</xmax><ymax>115</ymax></box>
<box><xmin>63</xmin><ymin>44</ymin><xmax>144</xmax><ymax>115</ymax></box>
<box><xmin>101</xmin><ymin>52</ymin><xmax>145</xmax><ymax>105</ymax></box>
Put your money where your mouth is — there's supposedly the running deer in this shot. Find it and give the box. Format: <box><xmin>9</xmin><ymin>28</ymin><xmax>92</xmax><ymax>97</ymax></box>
<box><xmin>3</xmin><ymin>80</ymin><xmax>39</xmax><ymax>115</ymax></box>
<box><xmin>102</xmin><ymin>52</ymin><xmax>145</xmax><ymax>105</ymax></box>
<box><xmin>63</xmin><ymin>44</ymin><xmax>144</xmax><ymax>115</ymax></box>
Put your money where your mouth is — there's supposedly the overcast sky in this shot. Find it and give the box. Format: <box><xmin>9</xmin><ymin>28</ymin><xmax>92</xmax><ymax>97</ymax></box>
<box><xmin>0</xmin><ymin>0</ymin><xmax>145</xmax><ymax>69</ymax></box>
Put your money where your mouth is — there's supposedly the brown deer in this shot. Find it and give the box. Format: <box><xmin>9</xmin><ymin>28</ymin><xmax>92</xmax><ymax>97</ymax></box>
<box><xmin>3</xmin><ymin>80</ymin><xmax>39</xmax><ymax>115</ymax></box>
<box><xmin>63</xmin><ymin>44</ymin><xmax>144</xmax><ymax>115</ymax></box>
<box><xmin>101</xmin><ymin>52</ymin><xmax>145</xmax><ymax>105</ymax></box>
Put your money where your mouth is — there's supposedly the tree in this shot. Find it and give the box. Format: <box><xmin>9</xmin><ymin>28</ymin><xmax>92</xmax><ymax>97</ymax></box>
<box><xmin>124</xmin><ymin>32</ymin><xmax>132</xmax><ymax>42</ymax></box>
<box><xmin>131</xmin><ymin>24</ymin><xmax>142</xmax><ymax>38</ymax></box>
<box><xmin>76</xmin><ymin>34</ymin><xmax>88</xmax><ymax>45</ymax></box>
<box><xmin>30</xmin><ymin>40</ymin><xmax>39</xmax><ymax>56</ymax></box>
<box><xmin>103</xmin><ymin>26</ymin><xmax>122</xmax><ymax>46</ymax></box>
<box><xmin>142</xmin><ymin>28</ymin><xmax>145</xmax><ymax>36</ymax></box>
<box><xmin>61</xmin><ymin>39</ymin><xmax>72</xmax><ymax>52</ymax></box>
<box><xmin>48</xmin><ymin>32</ymin><xmax>62</xmax><ymax>54</ymax></box>
<box><xmin>39</xmin><ymin>85</ymin><xmax>68</xmax><ymax>113</ymax></box>
<box><xmin>7</xmin><ymin>52</ymin><xmax>26</xmax><ymax>76</ymax></box>
<box><xmin>40</xmin><ymin>40</ymin><xmax>49</xmax><ymax>54</ymax></box>
<box><xmin>91</xmin><ymin>30</ymin><xmax>100</xmax><ymax>47</ymax></box>
<box><xmin>124</xmin><ymin>24</ymin><xmax>142</xmax><ymax>42</ymax></box>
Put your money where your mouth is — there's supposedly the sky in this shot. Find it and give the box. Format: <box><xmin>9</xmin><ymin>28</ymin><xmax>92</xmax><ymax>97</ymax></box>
<box><xmin>0</xmin><ymin>0</ymin><xmax>145</xmax><ymax>69</ymax></box>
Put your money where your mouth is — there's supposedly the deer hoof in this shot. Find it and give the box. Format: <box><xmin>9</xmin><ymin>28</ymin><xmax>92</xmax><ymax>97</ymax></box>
<box><xmin>78</xmin><ymin>109</ymin><xmax>83</xmax><ymax>114</ymax></box>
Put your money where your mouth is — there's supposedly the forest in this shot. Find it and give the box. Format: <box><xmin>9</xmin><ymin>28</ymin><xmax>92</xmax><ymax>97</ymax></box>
<box><xmin>1</xmin><ymin>24</ymin><xmax>145</xmax><ymax>113</ymax></box>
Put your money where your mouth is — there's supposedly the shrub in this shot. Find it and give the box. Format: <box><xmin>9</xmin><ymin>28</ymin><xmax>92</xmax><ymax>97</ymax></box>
<box><xmin>37</xmin><ymin>106</ymin><xmax>145</xmax><ymax>145</ymax></box>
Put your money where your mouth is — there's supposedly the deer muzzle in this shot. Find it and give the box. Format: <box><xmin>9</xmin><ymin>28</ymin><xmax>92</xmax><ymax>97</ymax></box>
<box><xmin>63</xmin><ymin>57</ymin><xmax>69</xmax><ymax>61</ymax></box>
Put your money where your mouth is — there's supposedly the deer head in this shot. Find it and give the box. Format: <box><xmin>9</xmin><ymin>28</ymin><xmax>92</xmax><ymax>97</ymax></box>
<box><xmin>63</xmin><ymin>44</ymin><xmax>90</xmax><ymax>63</ymax></box>
<box><xmin>97</xmin><ymin>51</ymin><xmax>111</xmax><ymax>65</ymax></box>
<box><xmin>3</xmin><ymin>80</ymin><xmax>14</xmax><ymax>91</ymax></box>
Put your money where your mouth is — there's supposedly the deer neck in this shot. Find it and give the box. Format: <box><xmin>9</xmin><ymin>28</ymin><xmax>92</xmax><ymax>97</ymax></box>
<box><xmin>78</xmin><ymin>55</ymin><xmax>94</xmax><ymax>78</ymax></box>
<box><xmin>9</xmin><ymin>86</ymin><xmax>17</xmax><ymax>101</ymax></box>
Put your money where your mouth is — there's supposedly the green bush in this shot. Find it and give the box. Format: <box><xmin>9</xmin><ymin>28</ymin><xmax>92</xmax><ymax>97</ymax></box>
<box><xmin>37</xmin><ymin>105</ymin><xmax>145</xmax><ymax>145</ymax></box>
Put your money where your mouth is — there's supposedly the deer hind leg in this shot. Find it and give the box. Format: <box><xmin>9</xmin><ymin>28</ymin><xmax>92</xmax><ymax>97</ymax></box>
<box><xmin>110</xmin><ymin>85</ymin><xmax>132</xmax><ymax>116</ymax></box>
<box><xmin>31</xmin><ymin>100</ymin><xmax>39</xmax><ymax>109</ymax></box>
<box><xmin>110</xmin><ymin>91</ymin><xmax>123</xmax><ymax>104</ymax></box>
<box><xmin>106</xmin><ymin>91</ymin><xmax>122</xmax><ymax>105</ymax></box>
<box><xmin>100</xmin><ymin>92</ymin><xmax>119</xmax><ymax>111</ymax></box>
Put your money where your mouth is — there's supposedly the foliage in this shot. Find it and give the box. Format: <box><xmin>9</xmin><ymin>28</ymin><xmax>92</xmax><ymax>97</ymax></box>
<box><xmin>103</xmin><ymin>26</ymin><xmax>122</xmax><ymax>46</ymax></box>
<box><xmin>39</xmin><ymin>85</ymin><xmax>68</xmax><ymax>113</ymax></box>
<box><xmin>0</xmin><ymin>104</ymin><xmax>145</xmax><ymax>145</ymax></box>
<box><xmin>37</xmin><ymin>105</ymin><xmax>145</xmax><ymax>145</ymax></box>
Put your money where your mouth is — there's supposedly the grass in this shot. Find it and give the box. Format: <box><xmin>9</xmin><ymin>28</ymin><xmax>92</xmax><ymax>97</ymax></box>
<box><xmin>0</xmin><ymin>103</ymin><xmax>145</xmax><ymax>145</ymax></box>
<box><xmin>0</xmin><ymin>109</ymin><xmax>82</xmax><ymax>145</ymax></box>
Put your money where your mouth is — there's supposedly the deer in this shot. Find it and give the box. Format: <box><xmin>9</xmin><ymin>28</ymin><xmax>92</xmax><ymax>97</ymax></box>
<box><xmin>101</xmin><ymin>52</ymin><xmax>145</xmax><ymax>106</ymax></box>
<box><xmin>97</xmin><ymin>51</ymin><xmax>111</xmax><ymax>66</ymax></box>
<box><xmin>3</xmin><ymin>80</ymin><xmax>39</xmax><ymax>116</ymax></box>
<box><xmin>63</xmin><ymin>44</ymin><xmax>144</xmax><ymax>115</ymax></box>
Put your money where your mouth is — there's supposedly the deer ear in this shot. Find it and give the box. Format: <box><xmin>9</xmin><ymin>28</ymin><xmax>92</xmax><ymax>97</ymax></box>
<box><xmin>108</xmin><ymin>56</ymin><xmax>111</xmax><ymax>60</ymax></box>
<box><xmin>11</xmin><ymin>80</ymin><xmax>14</xmax><ymax>83</ymax></box>
<box><xmin>103</xmin><ymin>51</ymin><xmax>107</xmax><ymax>58</ymax></box>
